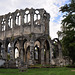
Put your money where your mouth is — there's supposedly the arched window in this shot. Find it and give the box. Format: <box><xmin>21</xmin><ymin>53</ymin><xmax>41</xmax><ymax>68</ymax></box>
<box><xmin>24</xmin><ymin>10</ymin><xmax>30</xmax><ymax>25</ymax></box>
<box><xmin>16</xmin><ymin>13</ymin><xmax>21</xmax><ymax>26</ymax></box>
<box><xmin>1</xmin><ymin>18</ymin><xmax>6</xmax><ymax>31</ymax></box>
<box><xmin>8</xmin><ymin>16</ymin><xmax>13</xmax><ymax>28</ymax></box>
<box><xmin>34</xmin><ymin>10</ymin><xmax>40</xmax><ymax>25</ymax></box>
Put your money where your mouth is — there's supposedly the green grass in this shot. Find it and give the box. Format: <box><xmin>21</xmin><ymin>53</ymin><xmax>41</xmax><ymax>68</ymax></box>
<box><xmin>0</xmin><ymin>67</ymin><xmax>75</xmax><ymax>75</ymax></box>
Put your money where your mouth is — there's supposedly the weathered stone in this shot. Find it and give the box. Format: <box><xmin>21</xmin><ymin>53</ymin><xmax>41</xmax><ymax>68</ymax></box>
<box><xmin>0</xmin><ymin>8</ymin><xmax>67</xmax><ymax>68</ymax></box>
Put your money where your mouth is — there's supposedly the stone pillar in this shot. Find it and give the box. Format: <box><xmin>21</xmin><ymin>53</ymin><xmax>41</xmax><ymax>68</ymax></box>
<box><xmin>12</xmin><ymin>14</ymin><xmax>16</xmax><ymax>28</ymax></box>
<box><xmin>30</xmin><ymin>8</ymin><xmax>34</xmax><ymax>33</ymax></box>
<box><xmin>9</xmin><ymin>42</ymin><xmax>16</xmax><ymax>68</ymax></box>
<box><xmin>46</xmin><ymin>13</ymin><xmax>50</xmax><ymax>34</ymax></box>
<box><xmin>50</xmin><ymin>43</ymin><xmax>54</xmax><ymax>64</ymax></box>
<box><xmin>58</xmin><ymin>44</ymin><xmax>62</xmax><ymax>59</ymax></box>
<box><xmin>3</xmin><ymin>42</ymin><xmax>7</xmax><ymax>60</ymax></box>
<box><xmin>20</xmin><ymin>48</ymin><xmax>24</xmax><ymax>62</ymax></box>
<box><xmin>12</xmin><ymin>15</ymin><xmax>15</xmax><ymax>36</ymax></box>
<box><xmin>41</xmin><ymin>49</ymin><xmax>44</xmax><ymax>65</ymax></box>
<box><xmin>20</xmin><ymin>11</ymin><xmax>24</xmax><ymax>35</ymax></box>
<box><xmin>46</xmin><ymin>50</ymin><xmax>49</xmax><ymax>64</ymax></box>
<box><xmin>40</xmin><ymin>9</ymin><xmax>44</xmax><ymax>33</ymax></box>
<box><xmin>38</xmin><ymin>49</ymin><xmax>41</xmax><ymax>64</ymax></box>
<box><xmin>41</xmin><ymin>42</ymin><xmax>44</xmax><ymax>65</ymax></box>
<box><xmin>10</xmin><ymin>42</ymin><xmax>15</xmax><ymax>60</ymax></box>
<box><xmin>29</xmin><ymin>34</ymin><xmax>34</xmax><ymax>65</ymax></box>
<box><xmin>41</xmin><ymin>19</ymin><xmax>45</xmax><ymax>33</ymax></box>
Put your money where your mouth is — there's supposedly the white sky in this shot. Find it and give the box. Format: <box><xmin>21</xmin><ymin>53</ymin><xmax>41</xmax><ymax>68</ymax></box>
<box><xmin>0</xmin><ymin>0</ymin><xmax>70</xmax><ymax>39</ymax></box>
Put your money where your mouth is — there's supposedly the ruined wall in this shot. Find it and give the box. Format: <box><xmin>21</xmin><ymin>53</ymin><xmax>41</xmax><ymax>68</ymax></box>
<box><xmin>0</xmin><ymin>8</ymin><xmax>50</xmax><ymax>40</ymax></box>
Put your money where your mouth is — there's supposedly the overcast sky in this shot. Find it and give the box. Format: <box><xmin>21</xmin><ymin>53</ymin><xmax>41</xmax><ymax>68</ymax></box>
<box><xmin>0</xmin><ymin>0</ymin><xmax>70</xmax><ymax>39</ymax></box>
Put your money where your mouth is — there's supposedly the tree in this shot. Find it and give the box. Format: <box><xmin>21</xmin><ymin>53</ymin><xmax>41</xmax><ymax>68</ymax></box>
<box><xmin>60</xmin><ymin>2</ymin><xmax>75</xmax><ymax>64</ymax></box>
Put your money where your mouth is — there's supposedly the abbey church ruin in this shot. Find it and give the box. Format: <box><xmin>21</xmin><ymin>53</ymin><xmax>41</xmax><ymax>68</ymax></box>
<box><xmin>0</xmin><ymin>8</ymin><xmax>68</xmax><ymax>68</ymax></box>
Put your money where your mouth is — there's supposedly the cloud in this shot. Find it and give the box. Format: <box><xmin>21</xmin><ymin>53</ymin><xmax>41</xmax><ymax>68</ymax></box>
<box><xmin>0</xmin><ymin>0</ymin><xmax>70</xmax><ymax>39</ymax></box>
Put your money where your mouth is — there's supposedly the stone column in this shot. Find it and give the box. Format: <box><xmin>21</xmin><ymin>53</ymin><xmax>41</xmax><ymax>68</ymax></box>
<box><xmin>18</xmin><ymin>40</ymin><xmax>25</xmax><ymax>67</ymax></box>
<box><xmin>20</xmin><ymin>48</ymin><xmax>24</xmax><ymax>62</ymax></box>
<box><xmin>41</xmin><ymin>49</ymin><xmax>44</xmax><ymax>65</ymax></box>
<box><xmin>9</xmin><ymin>42</ymin><xmax>16</xmax><ymax>67</ymax></box>
<box><xmin>3</xmin><ymin>41</ymin><xmax>7</xmax><ymax>60</ymax></box>
<box><xmin>30</xmin><ymin>8</ymin><xmax>34</xmax><ymax>33</ymax></box>
<box><xmin>10</xmin><ymin>42</ymin><xmax>15</xmax><ymax>60</ymax></box>
<box><xmin>58</xmin><ymin>44</ymin><xmax>62</xmax><ymax>59</ymax></box>
<box><xmin>20</xmin><ymin>11</ymin><xmax>24</xmax><ymax>35</ymax></box>
<box><xmin>40</xmin><ymin>10</ymin><xmax>46</xmax><ymax>33</ymax></box>
<box><xmin>46</xmin><ymin>50</ymin><xmax>49</xmax><ymax>64</ymax></box>
<box><xmin>46</xmin><ymin>13</ymin><xmax>50</xmax><ymax>34</ymax></box>
<box><xmin>12</xmin><ymin>13</ymin><xmax>16</xmax><ymax>28</ymax></box>
<box><xmin>41</xmin><ymin>42</ymin><xmax>44</xmax><ymax>65</ymax></box>
<box><xmin>29</xmin><ymin>34</ymin><xmax>34</xmax><ymax>65</ymax></box>
<box><xmin>40</xmin><ymin>9</ymin><xmax>44</xmax><ymax>33</ymax></box>
<box><xmin>38</xmin><ymin>49</ymin><xmax>41</xmax><ymax>64</ymax></box>
<box><xmin>50</xmin><ymin>43</ymin><xmax>54</xmax><ymax>64</ymax></box>
<box><xmin>12</xmin><ymin>15</ymin><xmax>15</xmax><ymax>36</ymax></box>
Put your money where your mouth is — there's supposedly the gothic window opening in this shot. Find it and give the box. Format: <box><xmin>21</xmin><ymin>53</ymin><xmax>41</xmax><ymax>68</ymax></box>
<box><xmin>34</xmin><ymin>41</ymin><xmax>41</xmax><ymax>64</ymax></box>
<box><xmin>15</xmin><ymin>47</ymin><xmax>19</xmax><ymax>59</ymax></box>
<box><xmin>23</xmin><ymin>41</ymin><xmax>30</xmax><ymax>63</ymax></box>
<box><xmin>34</xmin><ymin>10</ymin><xmax>40</xmax><ymax>25</ymax></box>
<box><xmin>7</xmin><ymin>42</ymin><xmax>11</xmax><ymax>60</ymax></box>
<box><xmin>44</xmin><ymin>40</ymin><xmax>50</xmax><ymax>64</ymax></box>
<box><xmin>8</xmin><ymin>16</ymin><xmax>13</xmax><ymax>28</ymax></box>
<box><xmin>24</xmin><ymin>10</ymin><xmax>30</xmax><ymax>25</ymax></box>
<box><xmin>1</xmin><ymin>18</ymin><xmax>6</xmax><ymax>31</ymax></box>
<box><xmin>16</xmin><ymin>13</ymin><xmax>21</xmax><ymax>26</ymax></box>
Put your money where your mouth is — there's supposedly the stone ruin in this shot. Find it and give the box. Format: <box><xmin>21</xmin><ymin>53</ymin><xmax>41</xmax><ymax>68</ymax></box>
<box><xmin>0</xmin><ymin>8</ymin><xmax>71</xmax><ymax>68</ymax></box>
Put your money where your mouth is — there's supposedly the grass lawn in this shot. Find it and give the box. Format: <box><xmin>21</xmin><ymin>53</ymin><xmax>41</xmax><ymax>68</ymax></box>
<box><xmin>0</xmin><ymin>67</ymin><xmax>75</xmax><ymax>75</ymax></box>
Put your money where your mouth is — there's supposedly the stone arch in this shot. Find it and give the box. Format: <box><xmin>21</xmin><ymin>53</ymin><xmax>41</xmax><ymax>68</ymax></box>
<box><xmin>43</xmin><ymin>39</ymin><xmax>50</xmax><ymax>64</ymax></box>
<box><xmin>35</xmin><ymin>36</ymin><xmax>51</xmax><ymax>64</ymax></box>
<box><xmin>52</xmin><ymin>38</ymin><xmax>62</xmax><ymax>58</ymax></box>
<box><xmin>34</xmin><ymin>40</ymin><xmax>41</xmax><ymax>64</ymax></box>
<box><xmin>23</xmin><ymin>41</ymin><xmax>30</xmax><ymax>63</ymax></box>
<box><xmin>23</xmin><ymin>39</ymin><xmax>28</xmax><ymax>50</ymax></box>
<box><xmin>24</xmin><ymin>8</ymin><xmax>30</xmax><ymax>24</ymax></box>
<box><xmin>14</xmin><ymin>36</ymin><xmax>28</xmax><ymax>48</ymax></box>
<box><xmin>3</xmin><ymin>38</ymin><xmax>11</xmax><ymax>60</ymax></box>
<box><xmin>14</xmin><ymin>36</ymin><xmax>28</xmax><ymax>63</ymax></box>
<box><xmin>13</xmin><ymin>37</ymin><xmax>21</xmax><ymax>61</ymax></box>
<box><xmin>52</xmin><ymin>38</ymin><xmax>61</xmax><ymax>45</ymax></box>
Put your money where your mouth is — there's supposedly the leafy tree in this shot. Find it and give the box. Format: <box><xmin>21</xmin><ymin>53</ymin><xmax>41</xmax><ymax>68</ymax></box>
<box><xmin>60</xmin><ymin>2</ymin><xmax>75</xmax><ymax>64</ymax></box>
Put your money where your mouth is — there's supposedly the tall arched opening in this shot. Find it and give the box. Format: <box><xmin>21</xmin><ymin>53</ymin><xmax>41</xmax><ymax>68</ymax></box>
<box><xmin>23</xmin><ymin>41</ymin><xmax>30</xmax><ymax>64</ymax></box>
<box><xmin>44</xmin><ymin>39</ymin><xmax>50</xmax><ymax>64</ymax></box>
<box><xmin>34</xmin><ymin>40</ymin><xmax>41</xmax><ymax>64</ymax></box>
